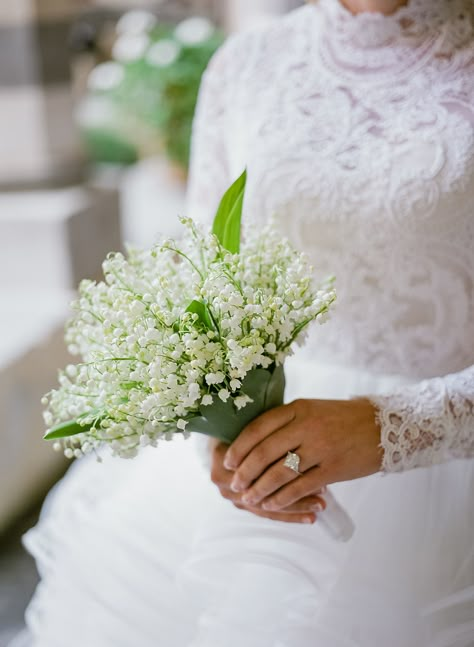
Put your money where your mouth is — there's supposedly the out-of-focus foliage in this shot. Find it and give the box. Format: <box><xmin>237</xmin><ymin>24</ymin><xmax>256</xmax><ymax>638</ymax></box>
<box><xmin>78</xmin><ymin>11</ymin><xmax>224</xmax><ymax>172</ymax></box>
<box><xmin>81</xmin><ymin>128</ymin><xmax>139</xmax><ymax>166</ymax></box>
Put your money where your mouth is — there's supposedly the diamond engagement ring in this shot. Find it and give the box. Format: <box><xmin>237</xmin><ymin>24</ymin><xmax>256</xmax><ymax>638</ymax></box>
<box><xmin>284</xmin><ymin>451</ymin><xmax>303</xmax><ymax>475</ymax></box>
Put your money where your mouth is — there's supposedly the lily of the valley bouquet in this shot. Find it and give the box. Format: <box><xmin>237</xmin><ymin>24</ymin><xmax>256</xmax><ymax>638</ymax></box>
<box><xmin>43</xmin><ymin>172</ymin><xmax>335</xmax><ymax>459</ymax></box>
<box><xmin>43</xmin><ymin>172</ymin><xmax>355</xmax><ymax>541</ymax></box>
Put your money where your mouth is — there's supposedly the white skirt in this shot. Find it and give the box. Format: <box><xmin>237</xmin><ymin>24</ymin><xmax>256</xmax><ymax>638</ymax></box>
<box><xmin>23</xmin><ymin>356</ymin><xmax>474</xmax><ymax>647</ymax></box>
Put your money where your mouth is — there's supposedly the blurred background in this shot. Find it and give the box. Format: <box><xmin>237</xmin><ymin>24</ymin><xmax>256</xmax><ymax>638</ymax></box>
<box><xmin>0</xmin><ymin>0</ymin><xmax>302</xmax><ymax>644</ymax></box>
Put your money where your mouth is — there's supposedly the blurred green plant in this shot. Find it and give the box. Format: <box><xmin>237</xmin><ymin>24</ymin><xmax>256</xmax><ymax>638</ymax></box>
<box><xmin>81</xmin><ymin>128</ymin><xmax>139</xmax><ymax>166</ymax></box>
<box><xmin>78</xmin><ymin>13</ymin><xmax>224</xmax><ymax>172</ymax></box>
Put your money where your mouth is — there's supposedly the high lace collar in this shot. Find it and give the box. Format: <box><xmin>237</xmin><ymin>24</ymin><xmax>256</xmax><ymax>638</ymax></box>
<box><xmin>313</xmin><ymin>0</ymin><xmax>473</xmax><ymax>81</ymax></box>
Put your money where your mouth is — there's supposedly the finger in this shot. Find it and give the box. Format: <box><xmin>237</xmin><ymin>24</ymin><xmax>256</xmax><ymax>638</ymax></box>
<box><xmin>233</xmin><ymin>503</ymin><xmax>317</xmax><ymax>525</ymax></box>
<box><xmin>218</xmin><ymin>486</ymin><xmax>238</xmax><ymax>502</ymax></box>
<box><xmin>224</xmin><ymin>403</ymin><xmax>296</xmax><ymax>470</ymax></box>
<box><xmin>261</xmin><ymin>466</ymin><xmax>328</xmax><ymax>511</ymax></box>
<box><xmin>230</xmin><ymin>422</ymin><xmax>317</xmax><ymax>492</ymax></box>
<box><xmin>222</xmin><ymin>489</ymin><xmax>326</xmax><ymax>513</ymax></box>
<box><xmin>281</xmin><ymin>495</ymin><xmax>327</xmax><ymax>514</ymax></box>
<box><xmin>210</xmin><ymin>462</ymin><xmax>233</xmax><ymax>488</ymax></box>
<box><xmin>210</xmin><ymin>443</ymin><xmax>236</xmax><ymax>487</ymax></box>
<box><xmin>240</xmin><ymin>458</ymin><xmax>300</xmax><ymax>506</ymax></box>
<box><xmin>250</xmin><ymin>495</ymin><xmax>326</xmax><ymax>514</ymax></box>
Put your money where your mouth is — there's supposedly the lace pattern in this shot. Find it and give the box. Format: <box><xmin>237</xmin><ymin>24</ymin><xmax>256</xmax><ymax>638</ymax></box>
<box><xmin>319</xmin><ymin>0</ymin><xmax>474</xmax><ymax>81</ymax></box>
<box><xmin>371</xmin><ymin>365</ymin><xmax>474</xmax><ymax>472</ymax></box>
<box><xmin>186</xmin><ymin>0</ymin><xmax>474</xmax><ymax>473</ymax></box>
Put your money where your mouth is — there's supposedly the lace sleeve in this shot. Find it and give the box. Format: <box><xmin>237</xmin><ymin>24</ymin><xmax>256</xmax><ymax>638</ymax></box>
<box><xmin>370</xmin><ymin>365</ymin><xmax>474</xmax><ymax>473</ymax></box>
<box><xmin>185</xmin><ymin>39</ymin><xmax>234</xmax><ymax>226</ymax></box>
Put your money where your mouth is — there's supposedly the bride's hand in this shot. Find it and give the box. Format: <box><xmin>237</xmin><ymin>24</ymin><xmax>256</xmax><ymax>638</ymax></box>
<box><xmin>223</xmin><ymin>398</ymin><xmax>382</xmax><ymax>512</ymax></box>
<box><xmin>210</xmin><ymin>440</ymin><xmax>327</xmax><ymax>524</ymax></box>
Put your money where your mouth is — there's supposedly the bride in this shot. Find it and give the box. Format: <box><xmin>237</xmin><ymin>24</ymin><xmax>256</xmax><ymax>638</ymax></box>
<box><xmin>21</xmin><ymin>0</ymin><xmax>474</xmax><ymax>645</ymax></box>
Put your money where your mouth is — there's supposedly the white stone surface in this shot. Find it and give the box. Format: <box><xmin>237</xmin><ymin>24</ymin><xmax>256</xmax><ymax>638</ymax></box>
<box><xmin>0</xmin><ymin>182</ymin><xmax>119</xmax><ymax>531</ymax></box>
<box><xmin>0</xmin><ymin>290</ymin><xmax>72</xmax><ymax>533</ymax></box>
<box><xmin>0</xmin><ymin>186</ymin><xmax>121</xmax><ymax>290</ymax></box>
<box><xmin>0</xmin><ymin>86</ymin><xmax>83</xmax><ymax>187</ymax></box>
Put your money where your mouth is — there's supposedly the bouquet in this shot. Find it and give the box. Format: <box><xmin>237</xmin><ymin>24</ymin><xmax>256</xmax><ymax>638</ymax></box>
<box><xmin>43</xmin><ymin>172</ymin><xmax>356</xmax><ymax>542</ymax></box>
<box><xmin>43</xmin><ymin>171</ymin><xmax>336</xmax><ymax>459</ymax></box>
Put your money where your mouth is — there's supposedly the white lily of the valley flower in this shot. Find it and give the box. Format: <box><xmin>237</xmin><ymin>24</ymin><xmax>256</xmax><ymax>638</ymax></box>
<box><xmin>235</xmin><ymin>395</ymin><xmax>253</xmax><ymax>410</ymax></box>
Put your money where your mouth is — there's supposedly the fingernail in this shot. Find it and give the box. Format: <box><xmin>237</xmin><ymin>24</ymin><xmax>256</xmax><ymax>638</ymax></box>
<box><xmin>230</xmin><ymin>479</ymin><xmax>243</xmax><ymax>493</ymax></box>
<box><xmin>314</xmin><ymin>503</ymin><xmax>324</xmax><ymax>513</ymax></box>
<box><xmin>303</xmin><ymin>516</ymin><xmax>314</xmax><ymax>524</ymax></box>
<box><xmin>262</xmin><ymin>501</ymin><xmax>277</xmax><ymax>511</ymax></box>
<box><xmin>242</xmin><ymin>493</ymin><xmax>256</xmax><ymax>505</ymax></box>
<box><xmin>224</xmin><ymin>458</ymin><xmax>234</xmax><ymax>470</ymax></box>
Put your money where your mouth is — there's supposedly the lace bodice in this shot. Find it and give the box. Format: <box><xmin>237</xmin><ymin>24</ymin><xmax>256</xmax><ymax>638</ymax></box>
<box><xmin>186</xmin><ymin>0</ymin><xmax>474</xmax><ymax>473</ymax></box>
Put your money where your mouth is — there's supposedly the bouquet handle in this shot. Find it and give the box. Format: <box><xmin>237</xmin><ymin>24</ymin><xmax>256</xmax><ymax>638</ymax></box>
<box><xmin>318</xmin><ymin>489</ymin><xmax>355</xmax><ymax>542</ymax></box>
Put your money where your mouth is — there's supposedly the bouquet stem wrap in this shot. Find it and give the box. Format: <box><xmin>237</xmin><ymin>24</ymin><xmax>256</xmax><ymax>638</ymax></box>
<box><xmin>185</xmin><ymin>365</ymin><xmax>285</xmax><ymax>445</ymax></box>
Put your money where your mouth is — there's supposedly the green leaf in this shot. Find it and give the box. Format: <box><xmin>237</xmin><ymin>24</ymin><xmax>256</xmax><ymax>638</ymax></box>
<box><xmin>44</xmin><ymin>410</ymin><xmax>105</xmax><ymax>440</ymax></box>
<box><xmin>186</xmin><ymin>299</ymin><xmax>215</xmax><ymax>330</ymax></box>
<box><xmin>44</xmin><ymin>419</ymin><xmax>94</xmax><ymax>440</ymax></box>
<box><xmin>212</xmin><ymin>170</ymin><xmax>247</xmax><ymax>254</ymax></box>
<box><xmin>264</xmin><ymin>364</ymin><xmax>286</xmax><ymax>411</ymax></box>
<box><xmin>186</xmin><ymin>365</ymin><xmax>286</xmax><ymax>445</ymax></box>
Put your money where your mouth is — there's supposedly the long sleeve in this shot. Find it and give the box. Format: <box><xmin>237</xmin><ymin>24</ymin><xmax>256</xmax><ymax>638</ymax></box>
<box><xmin>370</xmin><ymin>365</ymin><xmax>474</xmax><ymax>473</ymax></box>
<box><xmin>185</xmin><ymin>37</ymin><xmax>235</xmax><ymax>227</ymax></box>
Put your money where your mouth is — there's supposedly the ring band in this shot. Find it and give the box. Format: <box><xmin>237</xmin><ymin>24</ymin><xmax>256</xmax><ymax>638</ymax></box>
<box><xmin>284</xmin><ymin>451</ymin><xmax>303</xmax><ymax>475</ymax></box>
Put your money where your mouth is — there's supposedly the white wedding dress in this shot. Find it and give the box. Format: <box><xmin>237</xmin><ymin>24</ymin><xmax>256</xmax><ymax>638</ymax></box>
<box><xmin>21</xmin><ymin>1</ymin><xmax>474</xmax><ymax>645</ymax></box>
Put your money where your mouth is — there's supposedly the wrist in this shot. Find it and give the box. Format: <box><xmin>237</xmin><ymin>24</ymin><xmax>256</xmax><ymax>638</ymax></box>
<box><xmin>354</xmin><ymin>397</ymin><xmax>384</xmax><ymax>475</ymax></box>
